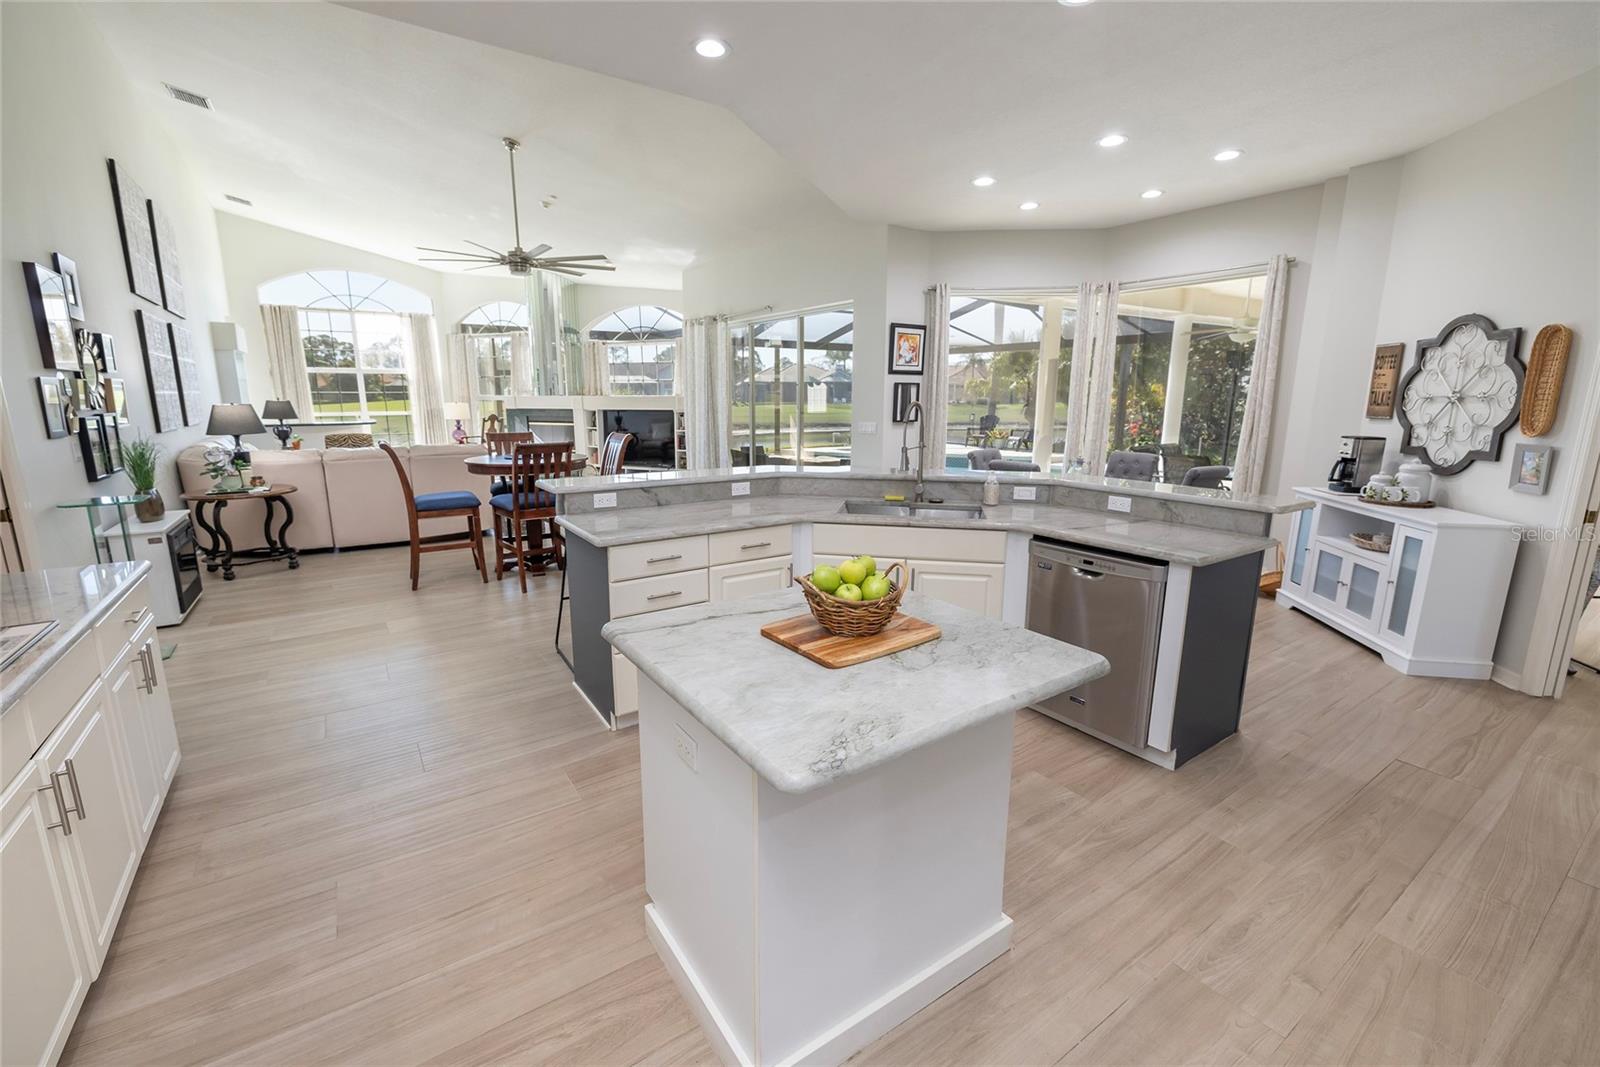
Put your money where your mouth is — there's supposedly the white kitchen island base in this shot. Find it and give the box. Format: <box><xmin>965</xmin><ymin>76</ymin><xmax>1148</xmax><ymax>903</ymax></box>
<box><xmin>638</xmin><ymin>674</ymin><xmax>1016</xmax><ymax>1067</ymax></box>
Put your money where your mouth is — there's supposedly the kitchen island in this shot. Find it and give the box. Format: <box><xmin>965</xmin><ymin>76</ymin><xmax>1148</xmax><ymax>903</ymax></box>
<box><xmin>604</xmin><ymin>588</ymin><xmax>1107</xmax><ymax>1067</ymax></box>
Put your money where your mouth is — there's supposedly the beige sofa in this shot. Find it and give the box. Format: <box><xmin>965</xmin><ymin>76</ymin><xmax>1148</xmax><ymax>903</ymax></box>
<box><xmin>178</xmin><ymin>442</ymin><xmax>499</xmax><ymax>552</ymax></box>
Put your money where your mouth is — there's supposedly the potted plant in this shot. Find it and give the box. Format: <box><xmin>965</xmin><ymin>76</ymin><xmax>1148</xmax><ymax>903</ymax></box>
<box><xmin>201</xmin><ymin>443</ymin><xmax>248</xmax><ymax>493</ymax></box>
<box><xmin>121</xmin><ymin>435</ymin><xmax>166</xmax><ymax>522</ymax></box>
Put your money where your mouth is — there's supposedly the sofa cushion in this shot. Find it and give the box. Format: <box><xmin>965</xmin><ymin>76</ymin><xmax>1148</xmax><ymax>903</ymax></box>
<box><xmin>416</xmin><ymin>490</ymin><xmax>481</xmax><ymax>512</ymax></box>
<box><xmin>489</xmin><ymin>491</ymin><xmax>554</xmax><ymax>512</ymax></box>
<box><xmin>323</xmin><ymin>447</ymin><xmax>411</xmax><ymax>547</ymax></box>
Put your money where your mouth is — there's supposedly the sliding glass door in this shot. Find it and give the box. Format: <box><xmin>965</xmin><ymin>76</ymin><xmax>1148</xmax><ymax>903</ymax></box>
<box><xmin>728</xmin><ymin>306</ymin><xmax>854</xmax><ymax>469</ymax></box>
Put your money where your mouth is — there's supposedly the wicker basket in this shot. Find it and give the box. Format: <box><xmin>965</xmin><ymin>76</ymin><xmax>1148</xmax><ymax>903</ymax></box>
<box><xmin>796</xmin><ymin>561</ymin><xmax>907</xmax><ymax>637</ymax></box>
<box><xmin>1521</xmin><ymin>324</ymin><xmax>1573</xmax><ymax>438</ymax></box>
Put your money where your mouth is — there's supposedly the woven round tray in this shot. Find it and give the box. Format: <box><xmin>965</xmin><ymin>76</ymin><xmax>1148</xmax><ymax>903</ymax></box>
<box><xmin>796</xmin><ymin>561</ymin><xmax>906</xmax><ymax>637</ymax></box>
<box><xmin>1521</xmin><ymin>323</ymin><xmax>1573</xmax><ymax>438</ymax></box>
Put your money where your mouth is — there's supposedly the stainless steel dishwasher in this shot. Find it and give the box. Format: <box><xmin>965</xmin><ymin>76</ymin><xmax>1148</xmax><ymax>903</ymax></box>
<box><xmin>1025</xmin><ymin>539</ymin><xmax>1167</xmax><ymax>748</ymax></box>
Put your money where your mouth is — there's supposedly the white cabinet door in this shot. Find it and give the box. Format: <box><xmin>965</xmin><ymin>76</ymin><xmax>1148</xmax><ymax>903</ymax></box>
<box><xmin>1379</xmin><ymin>526</ymin><xmax>1433</xmax><ymax>650</ymax></box>
<box><xmin>0</xmin><ymin>766</ymin><xmax>90</xmax><ymax>1067</ymax></box>
<box><xmin>709</xmin><ymin>556</ymin><xmax>792</xmax><ymax>603</ymax></box>
<box><xmin>1285</xmin><ymin>506</ymin><xmax>1316</xmax><ymax>591</ymax></box>
<box><xmin>36</xmin><ymin>685</ymin><xmax>140</xmax><ymax>975</ymax></box>
<box><xmin>908</xmin><ymin>559</ymin><xmax>1005</xmax><ymax>619</ymax></box>
<box><xmin>1308</xmin><ymin>544</ymin><xmax>1385</xmax><ymax>634</ymax></box>
<box><xmin>612</xmin><ymin>652</ymin><xmax>639</xmax><ymax>720</ymax></box>
<box><xmin>104</xmin><ymin>648</ymin><xmax>161</xmax><ymax>840</ymax></box>
<box><xmin>134</xmin><ymin>629</ymin><xmax>180</xmax><ymax>793</ymax></box>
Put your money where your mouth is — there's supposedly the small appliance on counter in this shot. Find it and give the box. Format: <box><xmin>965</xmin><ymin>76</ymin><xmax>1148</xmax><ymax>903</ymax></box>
<box><xmin>1327</xmin><ymin>435</ymin><xmax>1387</xmax><ymax>493</ymax></box>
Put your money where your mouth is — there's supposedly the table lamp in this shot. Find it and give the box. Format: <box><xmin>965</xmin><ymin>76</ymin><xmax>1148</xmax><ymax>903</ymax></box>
<box><xmin>444</xmin><ymin>402</ymin><xmax>471</xmax><ymax>445</ymax></box>
<box><xmin>206</xmin><ymin>403</ymin><xmax>266</xmax><ymax>464</ymax></box>
<box><xmin>261</xmin><ymin>399</ymin><xmax>298</xmax><ymax>449</ymax></box>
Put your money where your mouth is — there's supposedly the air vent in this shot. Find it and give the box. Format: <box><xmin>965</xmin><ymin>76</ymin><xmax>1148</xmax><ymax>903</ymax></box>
<box><xmin>224</xmin><ymin>194</ymin><xmax>253</xmax><ymax>207</ymax></box>
<box><xmin>163</xmin><ymin>83</ymin><xmax>213</xmax><ymax>110</ymax></box>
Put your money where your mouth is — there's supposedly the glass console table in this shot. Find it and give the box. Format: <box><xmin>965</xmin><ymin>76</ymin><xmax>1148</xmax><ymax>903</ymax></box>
<box><xmin>57</xmin><ymin>494</ymin><xmax>151</xmax><ymax>564</ymax></box>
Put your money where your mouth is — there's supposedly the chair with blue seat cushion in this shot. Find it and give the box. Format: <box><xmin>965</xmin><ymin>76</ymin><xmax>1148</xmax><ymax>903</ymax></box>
<box><xmin>492</xmin><ymin>442</ymin><xmax>574</xmax><ymax>593</ymax></box>
<box><xmin>379</xmin><ymin>443</ymin><xmax>488</xmax><ymax>590</ymax></box>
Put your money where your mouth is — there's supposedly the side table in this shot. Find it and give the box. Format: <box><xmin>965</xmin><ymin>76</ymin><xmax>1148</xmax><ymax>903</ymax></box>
<box><xmin>181</xmin><ymin>484</ymin><xmax>300</xmax><ymax>581</ymax></box>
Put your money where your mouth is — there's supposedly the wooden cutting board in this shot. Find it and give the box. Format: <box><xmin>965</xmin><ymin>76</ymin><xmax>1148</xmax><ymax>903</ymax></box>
<box><xmin>760</xmin><ymin>613</ymin><xmax>941</xmax><ymax>669</ymax></box>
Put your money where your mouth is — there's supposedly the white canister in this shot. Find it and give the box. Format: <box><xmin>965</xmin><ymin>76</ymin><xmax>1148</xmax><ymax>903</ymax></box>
<box><xmin>1396</xmin><ymin>459</ymin><xmax>1433</xmax><ymax>503</ymax></box>
<box><xmin>982</xmin><ymin>472</ymin><xmax>1001</xmax><ymax>507</ymax></box>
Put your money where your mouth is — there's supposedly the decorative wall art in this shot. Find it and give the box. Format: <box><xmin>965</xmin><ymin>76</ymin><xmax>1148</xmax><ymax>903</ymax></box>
<box><xmin>149</xmin><ymin>200</ymin><xmax>185</xmax><ymax>318</ymax></box>
<box><xmin>888</xmin><ymin>322</ymin><xmax>926</xmax><ymax>375</ymax></box>
<box><xmin>36</xmin><ymin>375</ymin><xmax>69</xmax><ymax>439</ymax></box>
<box><xmin>137</xmin><ymin>309</ymin><xmax>183</xmax><ymax>432</ymax></box>
<box><xmin>1520</xmin><ymin>324</ymin><xmax>1573</xmax><ymax>438</ymax></box>
<box><xmin>168</xmin><ymin>321</ymin><xmax>202</xmax><ymax>425</ymax></box>
<box><xmin>52</xmin><ymin>253</ymin><xmax>85</xmax><ymax>322</ymax></box>
<box><xmin>72</xmin><ymin>374</ymin><xmax>106</xmax><ymax>416</ymax></box>
<box><xmin>23</xmin><ymin>262</ymin><xmax>79</xmax><ymax>371</ymax></box>
<box><xmin>1396</xmin><ymin>313</ymin><xmax>1524</xmax><ymax>475</ymax></box>
<box><xmin>107</xmin><ymin>158</ymin><xmax>162</xmax><ymax>305</ymax></box>
<box><xmin>1508</xmin><ymin>443</ymin><xmax>1554</xmax><ymax>495</ymax></box>
<box><xmin>77</xmin><ymin>412</ymin><xmax>124</xmax><ymax>482</ymax></box>
<box><xmin>1365</xmin><ymin>343</ymin><xmax>1405</xmax><ymax>419</ymax></box>
<box><xmin>78</xmin><ymin>330</ymin><xmax>117</xmax><ymax>374</ymax></box>
<box><xmin>892</xmin><ymin>382</ymin><xmax>921</xmax><ymax>423</ymax></box>
<box><xmin>103</xmin><ymin>377</ymin><xmax>129</xmax><ymax>425</ymax></box>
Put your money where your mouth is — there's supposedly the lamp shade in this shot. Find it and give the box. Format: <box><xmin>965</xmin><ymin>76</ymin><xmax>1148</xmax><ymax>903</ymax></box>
<box><xmin>443</xmin><ymin>402</ymin><xmax>471</xmax><ymax>421</ymax></box>
<box><xmin>206</xmin><ymin>403</ymin><xmax>266</xmax><ymax>438</ymax></box>
<box><xmin>261</xmin><ymin>399</ymin><xmax>298</xmax><ymax>421</ymax></box>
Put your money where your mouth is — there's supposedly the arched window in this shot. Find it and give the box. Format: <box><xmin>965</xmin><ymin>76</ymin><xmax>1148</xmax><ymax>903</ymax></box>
<box><xmin>587</xmin><ymin>305</ymin><xmax>682</xmax><ymax>396</ymax></box>
<box><xmin>459</xmin><ymin>301</ymin><xmax>529</xmax><ymax>335</ymax></box>
<box><xmin>458</xmin><ymin>302</ymin><xmax>529</xmax><ymax>404</ymax></box>
<box><xmin>258</xmin><ymin>270</ymin><xmax>434</xmax><ymax>443</ymax></box>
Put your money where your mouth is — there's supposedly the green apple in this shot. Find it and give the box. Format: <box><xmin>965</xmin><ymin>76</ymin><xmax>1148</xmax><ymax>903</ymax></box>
<box><xmin>834</xmin><ymin>583</ymin><xmax>863</xmax><ymax>602</ymax></box>
<box><xmin>860</xmin><ymin>574</ymin><xmax>891</xmax><ymax>601</ymax></box>
<box><xmin>855</xmin><ymin>554</ymin><xmax>878</xmax><ymax>577</ymax></box>
<box><xmin>811</xmin><ymin>564</ymin><xmax>843</xmax><ymax>593</ymax></box>
<box><xmin>837</xmin><ymin>557</ymin><xmax>869</xmax><ymax>586</ymax></box>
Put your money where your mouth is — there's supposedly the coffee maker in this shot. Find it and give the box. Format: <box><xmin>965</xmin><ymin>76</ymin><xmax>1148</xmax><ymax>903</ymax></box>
<box><xmin>1328</xmin><ymin>435</ymin><xmax>1387</xmax><ymax>493</ymax></box>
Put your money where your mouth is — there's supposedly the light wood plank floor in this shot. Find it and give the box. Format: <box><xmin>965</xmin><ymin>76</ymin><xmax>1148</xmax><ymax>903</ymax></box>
<box><xmin>60</xmin><ymin>545</ymin><xmax>1600</xmax><ymax>1066</ymax></box>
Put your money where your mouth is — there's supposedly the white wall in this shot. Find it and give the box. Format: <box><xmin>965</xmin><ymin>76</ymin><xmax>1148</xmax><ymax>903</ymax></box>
<box><xmin>0</xmin><ymin>3</ymin><xmax>230</xmax><ymax>567</ymax></box>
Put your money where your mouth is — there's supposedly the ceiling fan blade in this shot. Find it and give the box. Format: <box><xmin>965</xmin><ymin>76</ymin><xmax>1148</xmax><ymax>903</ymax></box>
<box><xmin>525</xmin><ymin>243</ymin><xmax>552</xmax><ymax>258</ymax></box>
<box><xmin>535</xmin><ymin>265</ymin><xmax>584</xmax><ymax>277</ymax></box>
<box><xmin>416</xmin><ymin>246</ymin><xmax>499</xmax><ymax>260</ymax></box>
<box><xmin>463</xmin><ymin>240</ymin><xmax>506</xmax><ymax>257</ymax></box>
<box><xmin>465</xmin><ymin>263</ymin><xmax>504</xmax><ymax>272</ymax></box>
<box><xmin>539</xmin><ymin>254</ymin><xmax>613</xmax><ymax>262</ymax></box>
<box><xmin>418</xmin><ymin>257</ymin><xmax>503</xmax><ymax>264</ymax></box>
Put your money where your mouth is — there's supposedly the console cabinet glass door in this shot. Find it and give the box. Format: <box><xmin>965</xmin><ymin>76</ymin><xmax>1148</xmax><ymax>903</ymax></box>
<box><xmin>1382</xmin><ymin>529</ymin><xmax>1430</xmax><ymax>644</ymax></box>
<box><xmin>1309</xmin><ymin>545</ymin><xmax>1384</xmax><ymax>632</ymax></box>
<box><xmin>1287</xmin><ymin>507</ymin><xmax>1314</xmax><ymax>589</ymax></box>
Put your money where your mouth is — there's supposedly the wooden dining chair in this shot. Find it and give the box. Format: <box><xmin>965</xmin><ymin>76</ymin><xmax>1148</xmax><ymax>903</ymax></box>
<box><xmin>484</xmin><ymin>431</ymin><xmax>533</xmax><ymax>495</ymax></box>
<box><xmin>598</xmin><ymin>431</ymin><xmax>636</xmax><ymax>476</ymax></box>
<box><xmin>491</xmin><ymin>442</ymin><xmax>573</xmax><ymax>593</ymax></box>
<box><xmin>379</xmin><ymin>443</ymin><xmax>488</xmax><ymax>590</ymax></box>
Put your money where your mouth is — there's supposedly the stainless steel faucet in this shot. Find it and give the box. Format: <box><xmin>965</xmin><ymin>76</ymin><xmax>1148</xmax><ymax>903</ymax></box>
<box><xmin>899</xmin><ymin>401</ymin><xmax>926</xmax><ymax>502</ymax></box>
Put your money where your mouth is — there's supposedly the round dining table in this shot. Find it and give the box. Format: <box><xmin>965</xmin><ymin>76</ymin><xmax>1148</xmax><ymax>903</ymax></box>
<box><xmin>463</xmin><ymin>454</ymin><xmax>586</xmax><ymax>576</ymax></box>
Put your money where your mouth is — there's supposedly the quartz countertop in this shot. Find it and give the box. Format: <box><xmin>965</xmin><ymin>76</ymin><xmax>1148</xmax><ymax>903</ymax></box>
<box><xmin>603</xmin><ymin>588</ymin><xmax>1109</xmax><ymax>794</ymax></box>
<box><xmin>2</xmin><ymin>562</ymin><xmax>151</xmax><ymax>713</ymax></box>
<box><xmin>557</xmin><ymin>495</ymin><xmax>1275</xmax><ymax>567</ymax></box>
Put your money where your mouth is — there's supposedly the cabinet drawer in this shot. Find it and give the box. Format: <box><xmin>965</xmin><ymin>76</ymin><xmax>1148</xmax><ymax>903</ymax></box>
<box><xmin>21</xmin><ymin>635</ymin><xmax>100</xmax><ymax>750</ymax></box>
<box><xmin>708</xmin><ymin>525</ymin><xmax>792</xmax><ymax>566</ymax></box>
<box><xmin>812</xmin><ymin>523</ymin><xmax>1006</xmax><ymax>564</ymax></box>
<box><xmin>608</xmin><ymin>536</ymin><xmax>708</xmax><ymax>582</ymax></box>
<box><xmin>609</xmin><ymin>569</ymin><xmax>710</xmax><ymax>619</ymax></box>
<box><xmin>93</xmin><ymin>578</ymin><xmax>153</xmax><ymax>666</ymax></box>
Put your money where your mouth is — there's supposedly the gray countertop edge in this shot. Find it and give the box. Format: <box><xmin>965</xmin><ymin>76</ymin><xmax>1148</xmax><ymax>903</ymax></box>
<box><xmin>558</xmin><ymin>501</ymin><xmax>1275</xmax><ymax>567</ymax></box>
<box><xmin>2</xmin><ymin>561</ymin><xmax>151</xmax><ymax>714</ymax></box>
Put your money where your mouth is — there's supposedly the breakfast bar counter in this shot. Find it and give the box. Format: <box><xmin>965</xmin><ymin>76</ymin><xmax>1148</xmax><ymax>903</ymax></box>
<box><xmin>604</xmin><ymin>589</ymin><xmax>1106</xmax><ymax>1066</ymax></box>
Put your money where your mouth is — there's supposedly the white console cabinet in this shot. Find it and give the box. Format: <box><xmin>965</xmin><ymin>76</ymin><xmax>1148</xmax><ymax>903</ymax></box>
<box><xmin>1277</xmin><ymin>488</ymin><xmax>1518</xmax><ymax>678</ymax></box>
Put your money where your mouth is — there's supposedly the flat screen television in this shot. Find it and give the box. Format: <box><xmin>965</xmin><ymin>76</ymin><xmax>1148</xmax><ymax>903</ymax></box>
<box><xmin>599</xmin><ymin>408</ymin><xmax>675</xmax><ymax>469</ymax></box>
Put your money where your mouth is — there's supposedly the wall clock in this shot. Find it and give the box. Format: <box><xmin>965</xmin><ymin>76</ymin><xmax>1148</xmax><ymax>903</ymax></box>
<box><xmin>1396</xmin><ymin>313</ymin><xmax>1523</xmax><ymax>475</ymax></box>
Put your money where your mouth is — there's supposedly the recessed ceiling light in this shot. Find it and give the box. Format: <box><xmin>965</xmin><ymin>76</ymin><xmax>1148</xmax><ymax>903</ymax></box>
<box><xmin>971</xmin><ymin>175</ymin><xmax>996</xmax><ymax>188</ymax></box>
<box><xmin>1141</xmin><ymin>188</ymin><xmax>1164</xmax><ymax>199</ymax></box>
<box><xmin>1019</xmin><ymin>201</ymin><xmax>1039</xmax><ymax>211</ymax></box>
<box><xmin>1057</xmin><ymin>0</ymin><xmax>1094</xmax><ymax>6</ymax></box>
<box><xmin>1097</xmin><ymin>133</ymin><xmax>1128</xmax><ymax>148</ymax></box>
<box><xmin>694</xmin><ymin>38</ymin><xmax>728</xmax><ymax>58</ymax></box>
<box><xmin>1213</xmin><ymin>148</ymin><xmax>1243</xmax><ymax>162</ymax></box>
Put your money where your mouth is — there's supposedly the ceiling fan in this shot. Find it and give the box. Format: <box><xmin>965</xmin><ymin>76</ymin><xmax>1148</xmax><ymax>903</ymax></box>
<box><xmin>418</xmin><ymin>137</ymin><xmax>615</xmax><ymax>278</ymax></box>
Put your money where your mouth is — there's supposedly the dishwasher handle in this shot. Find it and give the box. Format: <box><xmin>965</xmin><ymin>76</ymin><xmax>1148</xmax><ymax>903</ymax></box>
<box><xmin>1069</xmin><ymin>566</ymin><xmax>1106</xmax><ymax>580</ymax></box>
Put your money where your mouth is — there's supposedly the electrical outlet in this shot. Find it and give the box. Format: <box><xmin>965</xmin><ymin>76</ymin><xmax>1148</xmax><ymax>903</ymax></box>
<box><xmin>1013</xmin><ymin>486</ymin><xmax>1038</xmax><ymax>502</ymax></box>
<box><xmin>673</xmin><ymin>723</ymin><xmax>698</xmax><ymax>772</ymax></box>
<box><xmin>731</xmin><ymin>481</ymin><xmax>751</xmax><ymax>497</ymax></box>
<box><xmin>858</xmin><ymin>421</ymin><xmax>877</xmax><ymax>435</ymax></box>
<box><xmin>593</xmin><ymin>492</ymin><xmax>617</xmax><ymax>509</ymax></box>
<box><xmin>1107</xmin><ymin>495</ymin><xmax>1132</xmax><ymax>513</ymax></box>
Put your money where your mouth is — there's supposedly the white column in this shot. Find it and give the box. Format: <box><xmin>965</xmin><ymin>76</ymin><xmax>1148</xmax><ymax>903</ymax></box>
<box><xmin>1160</xmin><ymin>314</ymin><xmax>1195</xmax><ymax>445</ymax></box>
<box><xmin>1032</xmin><ymin>299</ymin><xmax>1066</xmax><ymax>470</ymax></box>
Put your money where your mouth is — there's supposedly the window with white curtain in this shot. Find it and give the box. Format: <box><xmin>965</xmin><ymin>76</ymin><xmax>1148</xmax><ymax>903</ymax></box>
<box><xmin>588</xmin><ymin>305</ymin><xmax>682</xmax><ymax>396</ymax></box>
<box><xmin>459</xmin><ymin>301</ymin><xmax>529</xmax><ymax>423</ymax></box>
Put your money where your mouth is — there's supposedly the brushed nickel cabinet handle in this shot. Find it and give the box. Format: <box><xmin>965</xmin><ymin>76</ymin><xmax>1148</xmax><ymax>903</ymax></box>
<box><xmin>126</xmin><ymin>607</ymin><xmax>146</xmax><ymax>624</ymax></box>
<box><xmin>739</xmin><ymin>541</ymin><xmax>772</xmax><ymax>550</ymax></box>
<box><xmin>62</xmin><ymin>759</ymin><xmax>85</xmax><ymax>821</ymax></box>
<box><xmin>645</xmin><ymin>554</ymin><xmax>683</xmax><ymax>564</ymax></box>
<box><xmin>136</xmin><ymin>647</ymin><xmax>155</xmax><ymax>694</ymax></box>
<box><xmin>39</xmin><ymin>773</ymin><xmax>72</xmax><ymax>836</ymax></box>
<box><xmin>646</xmin><ymin>590</ymin><xmax>683</xmax><ymax>601</ymax></box>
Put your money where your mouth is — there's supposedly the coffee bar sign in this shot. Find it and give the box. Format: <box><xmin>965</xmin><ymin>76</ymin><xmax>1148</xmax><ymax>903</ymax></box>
<box><xmin>1366</xmin><ymin>343</ymin><xmax>1405</xmax><ymax>419</ymax></box>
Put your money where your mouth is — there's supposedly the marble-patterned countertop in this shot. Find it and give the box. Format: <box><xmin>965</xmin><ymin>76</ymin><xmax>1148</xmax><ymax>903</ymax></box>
<box><xmin>557</xmin><ymin>495</ymin><xmax>1275</xmax><ymax>566</ymax></box>
<box><xmin>1</xmin><ymin>562</ymin><xmax>150</xmax><ymax>713</ymax></box>
<box><xmin>604</xmin><ymin>588</ymin><xmax>1109</xmax><ymax>794</ymax></box>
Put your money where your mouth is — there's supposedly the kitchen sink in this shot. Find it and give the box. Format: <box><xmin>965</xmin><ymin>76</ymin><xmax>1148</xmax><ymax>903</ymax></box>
<box><xmin>842</xmin><ymin>500</ymin><xmax>986</xmax><ymax>520</ymax></box>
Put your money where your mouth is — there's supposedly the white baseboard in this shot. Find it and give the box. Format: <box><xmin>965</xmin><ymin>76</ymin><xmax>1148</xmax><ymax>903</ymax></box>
<box><xmin>1489</xmin><ymin>663</ymin><xmax>1524</xmax><ymax>692</ymax></box>
<box><xmin>571</xmin><ymin>681</ymin><xmax>610</xmax><ymax>731</ymax></box>
<box><xmin>646</xmin><ymin>903</ymin><xmax>1013</xmax><ymax>1067</ymax></box>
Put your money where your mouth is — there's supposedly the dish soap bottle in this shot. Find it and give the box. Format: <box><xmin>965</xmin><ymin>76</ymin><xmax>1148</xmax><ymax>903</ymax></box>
<box><xmin>982</xmin><ymin>472</ymin><xmax>1001</xmax><ymax>507</ymax></box>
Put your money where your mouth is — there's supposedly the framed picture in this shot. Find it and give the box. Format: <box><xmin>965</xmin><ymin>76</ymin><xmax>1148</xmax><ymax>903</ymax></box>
<box><xmin>888</xmin><ymin>322</ymin><xmax>926</xmax><ymax>375</ymax></box>
<box><xmin>72</xmin><ymin>374</ymin><xmax>106</xmax><ymax>414</ymax></box>
<box><xmin>103</xmin><ymin>376</ymin><xmax>129</xmax><ymax>425</ymax></box>
<box><xmin>36</xmin><ymin>375</ymin><xmax>69</xmax><ymax>439</ymax></box>
<box><xmin>52</xmin><ymin>253</ymin><xmax>85</xmax><ymax>322</ymax></box>
<box><xmin>108</xmin><ymin>159</ymin><xmax>163</xmax><ymax>305</ymax></box>
<box><xmin>137</xmin><ymin>309</ymin><xmax>183</xmax><ymax>432</ymax></box>
<box><xmin>1366</xmin><ymin>343</ymin><xmax>1404</xmax><ymax>419</ymax></box>
<box><xmin>149</xmin><ymin>200</ymin><xmax>186</xmax><ymax>318</ymax></box>
<box><xmin>168</xmin><ymin>321</ymin><xmax>202</xmax><ymax>425</ymax></box>
<box><xmin>23</xmin><ymin>262</ymin><xmax>80</xmax><ymax>371</ymax></box>
<box><xmin>1508</xmin><ymin>443</ymin><xmax>1554</xmax><ymax>495</ymax></box>
<box><xmin>892</xmin><ymin>382</ymin><xmax>921</xmax><ymax>423</ymax></box>
<box><xmin>77</xmin><ymin>330</ymin><xmax>116</xmax><ymax>373</ymax></box>
<box><xmin>77</xmin><ymin>412</ymin><xmax>123</xmax><ymax>482</ymax></box>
